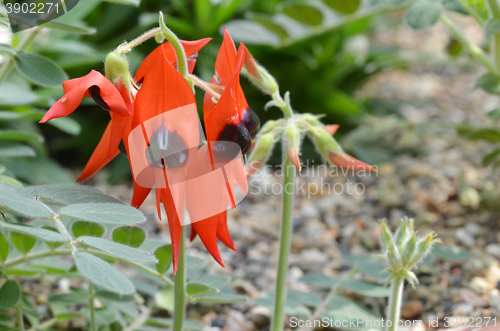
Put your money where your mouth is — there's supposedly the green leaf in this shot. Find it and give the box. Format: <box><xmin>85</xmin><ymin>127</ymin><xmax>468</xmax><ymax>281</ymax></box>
<box><xmin>193</xmin><ymin>292</ymin><xmax>247</xmax><ymax>303</ymax></box>
<box><xmin>41</xmin><ymin>21</ymin><xmax>96</xmax><ymax>34</ymax></box>
<box><xmin>191</xmin><ymin>275</ymin><xmax>231</xmax><ymax>289</ymax></box>
<box><xmin>475</xmin><ymin>73</ymin><xmax>500</xmax><ymax>94</ymax></box>
<box><xmin>94</xmin><ymin>290</ymin><xmax>134</xmax><ymax>302</ymax></box>
<box><xmin>14</xmin><ymin>53</ymin><xmax>68</xmax><ymax>88</ymax></box>
<box><xmin>59</xmin><ymin>203</ymin><xmax>145</xmax><ymax>224</ymax></box>
<box><xmin>483</xmin><ymin>149</ymin><xmax>500</xmax><ymax>166</ymax></box>
<box><xmin>0</xmin><ymin>45</ymin><xmax>15</xmax><ymax>56</ymax></box>
<box><xmin>48</xmin><ymin>292</ymin><xmax>91</xmax><ymax>304</ymax></box>
<box><xmin>186</xmin><ymin>255</ymin><xmax>207</xmax><ymax>270</ymax></box>
<box><xmin>282</xmin><ymin>4</ymin><xmax>324</xmax><ymax>26</ymax></box>
<box><xmin>488</xmin><ymin>108</ymin><xmax>500</xmax><ymax>120</ymax></box>
<box><xmin>0</xmin><ymin>145</ymin><xmax>36</xmax><ymax>158</ymax></box>
<box><xmin>25</xmin><ymin>184</ymin><xmax>122</xmax><ymax>205</ymax></box>
<box><xmin>223</xmin><ymin>20</ymin><xmax>281</xmax><ymax>46</ymax></box>
<box><xmin>466</xmin><ymin>128</ymin><xmax>500</xmax><ymax>142</ymax></box>
<box><xmin>154</xmin><ymin>286</ymin><xmax>174</xmax><ymax>311</ymax></box>
<box><xmin>155</xmin><ymin>244</ymin><xmax>172</xmax><ymax>274</ymax></box>
<box><xmin>432</xmin><ymin>244</ymin><xmax>470</xmax><ymax>262</ymax></box>
<box><xmin>0</xmin><ymin>232</ymin><xmax>8</xmax><ymax>262</ymax></box>
<box><xmin>442</xmin><ymin>0</ymin><xmax>468</xmax><ymax>15</ymax></box>
<box><xmin>405</xmin><ymin>0</ymin><xmax>442</xmax><ymax>29</ymax></box>
<box><xmin>47</xmin><ymin>117</ymin><xmax>82</xmax><ymax>136</ymax></box>
<box><xmin>0</xmin><ymin>313</ymin><xmax>14</xmax><ymax>325</ymax></box>
<box><xmin>73</xmin><ymin>252</ymin><xmax>135</xmax><ymax>295</ymax></box>
<box><xmin>102</xmin><ymin>0</ymin><xmax>141</xmax><ymax>6</ymax></box>
<box><xmin>323</xmin><ymin>0</ymin><xmax>361</xmax><ymax>14</ymax></box>
<box><xmin>72</xmin><ymin>221</ymin><xmax>105</xmax><ymax>238</ymax></box>
<box><xmin>186</xmin><ymin>283</ymin><xmax>218</xmax><ymax>297</ymax></box>
<box><xmin>77</xmin><ymin>236</ymin><xmax>157</xmax><ymax>263</ymax></box>
<box><xmin>299</xmin><ymin>273</ymin><xmax>339</xmax><ymax>289</ymax></box>
<box><xmin>0</xmin><ymin>184</ymin><xmax>51</xmax><ymax>217</ymax></box>
<box><xmin>250</xmin><ymin>14</ymin><xmax>289</xmax><ymax>39</ymax></box>
<box><xmin>345</xmin><ymin>256</ymin><xmax>389</xmax><ymax>282</ymax></box>
<box><xmin>323</xmin><ymin>296</ymin><xmax>382</xmax><ymax>330</ymax></box>
<box><xmin>146</xmin><ymin>318</ymin><xmax>203</xmax><ymax>330</ymax></box>
<box><xmin>0</xmin><ymin>175</ymin><xmax>23</xmax><ymax>188</ymax></box>
<box><xmin>340</xmin><ymin>279</ymin><xmax>391</xmax><ymax>297</ymax></box>
<box><xmin>1</xmin><ymin>222</ymin><xmax>67</xmax><ymax>243</ymax></box>
<box><xmin>484</xmin><ymin>18</ymin><xmax>500</xmax><ymax>36</ymax></box>
<box><xmin>0</xmin><ymin>130</ymin><xmax>43</xmax><ymax>142</ymax></box>
<box><xmin>10</xmin><ymin>232</ymin><xmax>37</xmax><ymax>255</ymax></box>
<box><xmin>0</xmin><ymin>280</ymin><xmax>21</xmax><ymax>309</ymax></box>
<box><xmin>112</xmin><ymin>226</ymin><xmax>146</xmax><ymax>247</ymax></box>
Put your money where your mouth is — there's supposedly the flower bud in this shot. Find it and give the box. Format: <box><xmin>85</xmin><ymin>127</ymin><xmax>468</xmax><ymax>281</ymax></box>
<box><xmin>285</xmin><ymin>124</ymin><xmax>301</xmax><ymax>171</ymax></box>
<box><xmin>246</xmin><ymin>133</ymin><xmax>274</xmax><ymax>178</ymax></box>
<box><xmin>411</xmin><ymin>232</ymin><xmax>440</xmax><ymax>266</ymax></box>
<box><xmin>395</xmin><ymin>217</ymin><xmax>411</xmax><ymax>250</ymax></box>
<box><xmin>387</xmin><ymin>240</ymin><xmax>400</xmax><ymax>270</ymax></box>
<box><xmin>379</xmin><ymin>219</ymin><xmax>392</xmax><ymax>251</ymax></box>
<box><xmin>402</xmin><ymin>270</ymin><xmax>419</xmax><ymax>288</ymax></box>
<box><xmin>105</xmin><ymin>50</ymin><xmax>133</xmax><ymax>98</ymax></box>
<box><xmin>243</xmin><ymin>46</ymin><xmax>278</xmax><ymax>96</ymax></box>
<box><xmin>259</xmin><ymin>119</ymin><xmax>282</xmax><ymax>135</ymax></box>
<box><xmin>401</xmin><ymin>234</ymin><xmax>417</xmax><ymax>268</ymax></box>
<box><xmin>301</xmin><ymin>113</ymin><xmax>323</xmax><ymax>127</ymax></box>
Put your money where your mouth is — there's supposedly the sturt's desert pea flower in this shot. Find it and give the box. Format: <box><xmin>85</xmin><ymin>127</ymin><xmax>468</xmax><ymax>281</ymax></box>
<box><xmin>40</xmin><ymin>33</ymin><xmax>255</xmax><ymax>273</ymax></box>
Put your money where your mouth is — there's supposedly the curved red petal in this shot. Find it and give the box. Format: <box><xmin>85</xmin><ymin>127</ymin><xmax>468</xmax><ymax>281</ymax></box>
<box><xmin>215</xmin><ymin>211</ymin><xmax>236</xmax><ymax>251</ymax></box>
<box><xmin>134</xmin><ymin>38</ymin><xmax>211</xmax><ymax>82</ymax></box>
<box><xmin>192</xmin><ymin>217</ymin><xmax>224</xmax><ymax>267</ymax></box>
<box><xmin>328</xmin><ymin>152</ymin><xmax>375</xmax><ymax>172</ymax></box>
<box><xmin>41</xmin><ymin>70</ymin><xmax>129</xmax><ymax>123</ymax></box>
<box><xmin>133</xmin><ymin>47</ymin><xmax>196</xmax><ymax>129</ymax></box>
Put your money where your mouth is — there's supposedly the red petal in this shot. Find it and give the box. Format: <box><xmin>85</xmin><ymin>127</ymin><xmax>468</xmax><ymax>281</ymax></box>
<box><xmin>134</xmin><ymin>38</ymin><xmax>211</xmax><ymax>82</ymax></box>
<box><xmin>328</xmin><ymin>151</ymin><xmax>375</xmax><ymax>172</ymax></box>
<box><xmin>214</xmin><ymin>29</ymin><xmax>237</xmax><ymax>86</ymax></box>
<box><xmin>192</xmin><ymin>217</ymin><xmax>224</xmax><ymax>267</ymax></box>
<box><xmin>41</xmin><ymin>70</ymin><xmax>129</xmax><ymax>123</ymax></box>
<box><xmin>130</xmin><ymin>181</ymin><xmax>152</xmax><ymax>209</ymax></box>
<box><xmin>215</xmin><ymin>211</ymin><xmax>236</xmax><ymax>251</ymax></box>
<box><xmin>77</xmin><ymin>120</ymin><xmax>120</xmax><ymax>182</ymax></box>
<box><xmin>325</xmin><ymin>124</ymin><xmax>340</xmax><ymax>136</ymax></box>
<box><xmin>133</xmin><ymin>46</ymin><xmax>196</xmax><ymax>129</ymax></box>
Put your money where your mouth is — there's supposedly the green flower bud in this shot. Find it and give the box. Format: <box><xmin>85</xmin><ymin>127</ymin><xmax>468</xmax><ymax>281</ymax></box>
<box><xmin>379</xmin><ymin>219</ymin><xmax>392</xmax><ymax>251</ymax></box>
<box><xmin>401</xmin><ymin>234</ymin><xmax>417</xmax><ymax>268</ymax></box>
<box><xmin>246</xmin><ymin>133</ymin><xmax>274</xmax><ymax>177</ymax></box>
<box><xmin>411</xmin><ymin>232</ymin><xmax>440</xmax><ymax>266</ymax></box>
<box><xmin>285</xmin><ymin>124</ymin><xmax>301</xmax><ymax>170</ymax></box>
<box><xmin>312</xmin><ymin>128</ymin><xmax>344</xmax><ymax>162</ymax></box>
<box><xmin>300</xmin><ymin>113</ymin><xmax>323</xmax><ymax>127</ymax></box>
<box><xmin>259</xmin><ymin>119</ymin><xmax>283</xmax><ymax>135</ymax></box>
<box><xmin>243</xmin><ymin>46</ymin><xmax>278</xmax><ymax>96</ymax></box>
<box><xmin>105</xmin><ymin>50</ymin><xmax>133</xmax><ymax>97</ymax></box>
<box><xmin>394</xmin><ymin>217</ymin><xmax>412</xmax><ymax>251</ymax></box>
<box><xmin>402</xmin><ymin>270</ymin><xmax>419</xmax><ymax>289</ymax></box>
<box><xmin>387</xmin><ymin>240</ymin><xmax>400</xmax><ymax>270</ymax></box>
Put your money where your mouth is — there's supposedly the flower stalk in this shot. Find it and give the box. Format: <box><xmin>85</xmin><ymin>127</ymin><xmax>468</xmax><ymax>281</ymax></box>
<box><xmin>387</xmin><ymin>276</ymin><xmax>405</xmax><ymax>331</ymax></box>
<box><xmin>271</xmin><ymin>156</ymin><xmax>295</xmax><ymax>331</ymax></box>
<box><xmin>173</xmin><ymin>227</ymin><xmax>186</xmax><ymax>331</ymax></box>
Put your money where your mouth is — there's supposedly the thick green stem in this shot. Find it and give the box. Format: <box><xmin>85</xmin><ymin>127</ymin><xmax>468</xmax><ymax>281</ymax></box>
<box><xmin>159</xmin><ymin>12</ymin><xmax>191</xmax><ymax>89</ymax></box>
<box><xmin>89</xmin><ymin>283</ymin><xmax>96</xmax><ymax>331</ymax></box>
<box><xmin>387</xmin><ymin>276</ymin><xmax>405</xmax><ymax>331</ymax></box>
<box><xmin>487</xmin><ymin>0</ymin><xmax>500</xmax><ymax>73</ymax></box>
<box><xmin>271</xmin><ymin>157</ymin><xmax>295</xmax><ymax>331</ymax></box>
<box><xmin>0</xmin><ymin>26</ymin><xmax>41</xmax><ymax>84</ymax></box>
<box><xmin>173</xmin><ymin>227</ymin><xmax>186</xmax><ymax>331</ymax></box>
<box><xmin>16</xmin><ymin>307</ymin><xmax>24</xmax><ymax>331</ymax></box>
<box><xmin>440</xmin><ymin>14</ymin><xmax>496</xmax><ymax>73</ymax></box>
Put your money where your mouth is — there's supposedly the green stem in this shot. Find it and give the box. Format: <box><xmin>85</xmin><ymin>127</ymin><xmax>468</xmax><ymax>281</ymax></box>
<box><xmin>89</xmin><ymin>283</ymin><xmax>96</xmax><ymax>331</ymax></box>
<box><xmin>387</xmin><ymin>276</ymin><xmax>405</xmax><ymax>331</ymax></box>
<box><xmin>120</xmin><ymin>27</ymin><xmax>161</xmax><ymax>51</ymax></box>
<box><xmin>159</xmin><ymin>12</ymin><xmax>191</xmax><ymax>89</ymax></box>
<box><xmin>2</xmin><ymin>249</ymin><xmax>174</xmax><ymax>286</ymax></box>
<box><xmin>457</xmin><ymin>0</ymin><xmax>485</xmax><ymax>24</ymax></box>
<box><xmin>27</xmin><ymin>318</ymin><xmax>58</xmax><ymax>331</ymax></box>
<box><xmin>173</xmin><ymin>227</ymin><xmax>186</xmax><ymax>331</ymax></box>
<box><xmin>440</xmin><ymin>14</ymin><xmax>496</xmax><ymax>73</ymax></box>
<box><xmin>487</xmin><ymin>0</ymin><xmax>500</xmax><ymax>73</ymax></box>
<box><xmin>271</xmin><ymin>157</ymin><xmax>295</xmax><ymax>331</ymax></box>
<box><xmin>16</xmin><ymin>306</ymin><xmax>24</xmax><ymax>331</ymax></box>
<box><xmin>0</xmin><ymin>26</ymin><xmax>42</xmax><ymax>84</ymax></box>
